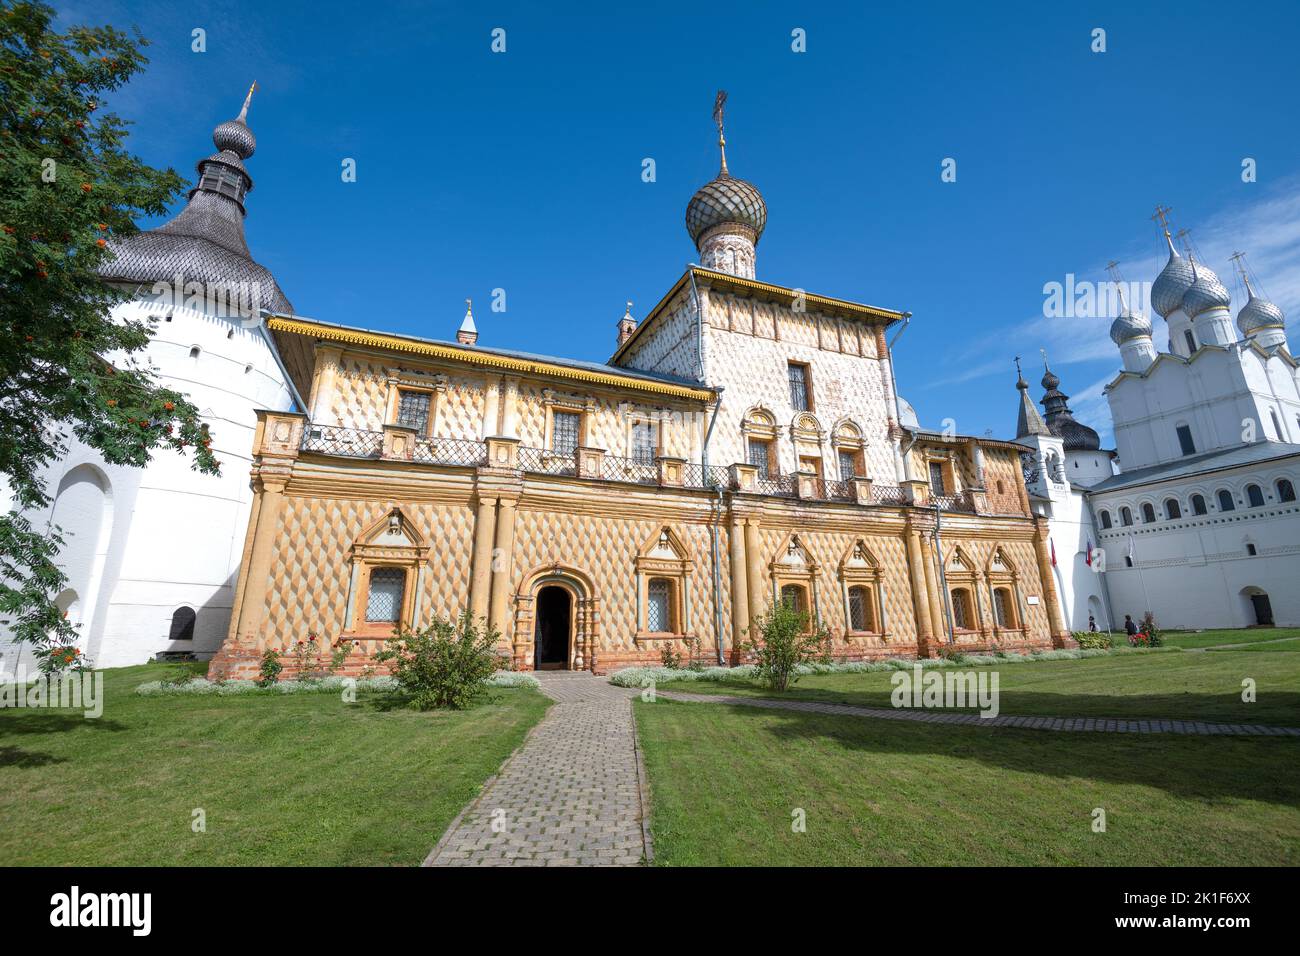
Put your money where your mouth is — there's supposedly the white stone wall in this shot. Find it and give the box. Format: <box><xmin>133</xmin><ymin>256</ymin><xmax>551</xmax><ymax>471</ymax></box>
<box><xmin>1091</xmin><ymin>459</ymin><xmax>1300</xmax><ymax>629</ymax></box>
<box><xmin>0</xmin><ymin>294</ymin><xmax>293</xmax><ymax>675</ymax></box>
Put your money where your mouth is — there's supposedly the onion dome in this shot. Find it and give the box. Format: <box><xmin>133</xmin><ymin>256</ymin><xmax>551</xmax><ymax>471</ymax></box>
<box><xmin>1236</xmin><ymin>277</ymin><xmax>1286</xmax><ymax>335</ymax></box>
<box><xmin>1180</xmin><ymin>260</ymin><xmax>1231</xmax><ymax>318</ymax></box>
<box><xmin>1150</xmin><ymin>236</ymin><xmax>1199</xmax><ymax>318</ymax></box>
<box><xmin>685</xmin><ymin>174</ymin><xmax>767</xmax><ymax>245</ymax></box>
<box><xmin>1110</xmin><ymin>308</ymin><xmax>1152</xmax><ymax>344</ymax></box>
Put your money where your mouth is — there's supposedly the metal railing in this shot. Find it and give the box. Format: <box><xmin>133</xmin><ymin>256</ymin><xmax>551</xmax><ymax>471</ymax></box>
<box><xmin>297</xmin><ymin>425</ymin><xmax>972</xmax><ymax>510</ymax></box>
<box><xmin>300</xmin><ymin>424</ymin><xmax>384</xmax><ymax>458</ymax></box>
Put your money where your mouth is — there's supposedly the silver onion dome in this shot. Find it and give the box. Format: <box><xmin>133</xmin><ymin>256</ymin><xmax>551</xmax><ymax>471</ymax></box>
<box><xmin>1180</xmin><ymin>265</ymin><xmax>1231</xmax><ymax>318</ymax></box>
<box><xmin>685</xmin><ymin>174</ymin><xmax>767</xmax><ymax>245</ymax></box>
<box><xmin>1237</xmin><ymin>291</ymin><xmax>1286</xmax><ymax>334</ymax></box>
<box><xmin>1150</xmin><ymin>246</ymin><xmax>1199</xmax><ymax>317</ymax></box>
<box><xmin>1110</xmin><ymin>308</ymin><xmax>1152</xmax><ymax>344</ymax></box>
<box><xmin>212</xmin><ymin>118</ymin><xmax>256</xmax><ymax>159</ymax></box>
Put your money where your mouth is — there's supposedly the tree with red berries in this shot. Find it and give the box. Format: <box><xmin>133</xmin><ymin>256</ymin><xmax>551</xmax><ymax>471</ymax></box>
<box><xmin>1</xmin><ymin>2</ymin><xmax>218</xmax><ymax>671</ymax></box>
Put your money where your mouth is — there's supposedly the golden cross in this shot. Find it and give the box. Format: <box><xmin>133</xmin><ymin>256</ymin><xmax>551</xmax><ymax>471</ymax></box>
<box><xmin>1106</xmin><ymin>259</ymin><xmax>1122</xmax><ymax>282</ymax></box>
<box><xmin>1151</xmin><ymin>204</ymin><xmax>1174</xmax><ymax>234</ymax></box>
<box><xmin>1174</xmin><ymin>228</ymin><xmax>1193</xmax><ymax>256</ymax></box>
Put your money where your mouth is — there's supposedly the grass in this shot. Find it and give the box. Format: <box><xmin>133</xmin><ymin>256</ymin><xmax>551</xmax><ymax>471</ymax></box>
<box><xmin>635</xmin><ymin>698</ymin><xmax>1300</xmax><ymax>866</ymax></box>
<box><xmin>0</xmin><ymin>662</ymin><xmax>550</xmax><ymax>865</ymax></box>
<box><xmin>654</xmin><ymin>645</ymin><xmax>1300</xmax><ymax>726</ymax></box>
<box><xmin>1161</xmin><ymin>627</ymin><xmax>1300</xmax><ymax>650</ymax></box>
<box><xmin>1219</xmin><ymin>637</ymin><xmax>1300</xmax><ymax>653</ymax></box>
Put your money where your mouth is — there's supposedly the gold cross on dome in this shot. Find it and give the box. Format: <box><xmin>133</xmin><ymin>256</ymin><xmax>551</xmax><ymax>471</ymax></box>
<box><xmin>1151</xmin><ymin>205</ymin><xmax>1174</xmax><ymax>235</ymax></box>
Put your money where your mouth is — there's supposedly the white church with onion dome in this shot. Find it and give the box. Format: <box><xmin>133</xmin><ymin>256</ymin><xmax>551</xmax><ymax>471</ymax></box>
<box><xmin>0</xmin><ymin>87</ymin><xmax>296</xmax><ymax>676</ymax></box>
<box><xmin>1016</xmin><ymin>214</ymin><xmax>1300</xmax><ymax>633</ymax></box>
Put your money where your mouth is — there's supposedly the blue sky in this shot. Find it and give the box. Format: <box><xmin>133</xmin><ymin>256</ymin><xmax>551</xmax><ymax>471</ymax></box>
<box><xmin>64</xmin><ymin>0</ymin><xmax>1300</xmax><ymax>445</ymax></box>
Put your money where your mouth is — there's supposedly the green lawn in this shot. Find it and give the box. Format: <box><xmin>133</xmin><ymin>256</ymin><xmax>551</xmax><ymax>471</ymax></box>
<box><xmin>1218</xmin><ymin>637</ymin><xmax>1300</xmax><ymax>653</ymax></box>
<box><xmin>0</xmin><ymin>663</ymin><xmax>549</xmax><ymax>865</ymax></box>
<box><xmin>1161</xmin><ymin>627</ymin><xmax>1300</xmax><ymax>650</ymax></box>
<box><xmin>654</xmin><ymin>646</ymin><xmax>1300</xmax><ymax>726</ymax></box>
<box><xmin>635</xmin><ymin>698</ymin><xmax>1300</xmax><ymax>866</ymax></box>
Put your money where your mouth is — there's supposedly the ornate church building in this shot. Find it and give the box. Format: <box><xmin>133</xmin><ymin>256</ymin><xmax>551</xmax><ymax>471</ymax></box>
<box><xmin>1016</xmin><ymin>220</ymin><xmax>1300</xmax><ymax>632</ymax></box>
<box><xmin>206</xmin><ymin>105</ymin><xmax>1072</xmax><ymax>678</ymax></box>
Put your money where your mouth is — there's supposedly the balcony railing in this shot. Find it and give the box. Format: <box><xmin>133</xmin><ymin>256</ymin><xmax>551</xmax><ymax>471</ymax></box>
<box><xmin>296</xmin><ymin>425</ymin><xmax>976</xmax><ymax>512</ymax></box>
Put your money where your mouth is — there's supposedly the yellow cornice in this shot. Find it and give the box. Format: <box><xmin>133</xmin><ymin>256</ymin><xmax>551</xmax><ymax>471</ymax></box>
<box><xmin>267</xmin><ymin>316</ymin><xmax>716</xmax><ymax>402</ymax></box>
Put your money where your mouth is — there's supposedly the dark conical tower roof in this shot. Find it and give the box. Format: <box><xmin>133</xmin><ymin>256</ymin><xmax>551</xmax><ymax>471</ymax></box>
<box><xmin>1039</xmin><ymin>359</ymin><xmax>1100</xmax><ymax>451</ymax></box>
<box><xmin>1014</xmin><ymin>358</ymin><xmax>1050</xmax><ymax>439</ymax></box>
<box><xmin>98</xmin><ymin>83</ymin><xmax>292</xmax><ymax>313</ymax></box>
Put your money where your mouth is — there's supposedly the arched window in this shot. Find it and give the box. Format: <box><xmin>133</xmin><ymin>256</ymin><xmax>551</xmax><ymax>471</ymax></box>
<box><xmin>1120</xmin><ymin>506</ymin><xmax>1133</xmax><ymax>526</ymax></box>
<box><xmin>992</xmin><ymin>587</ymin><xmax>1015</xmax><ymax>628</ymax></box>
<box><xmin>1164</xmin><ymin>498</ymin><xmax>1182</xmax><ymax>519</ymax></box>
<box><xmin>950</xmin><ymin>588</ymin><xmax>974</xmax><ymax>630</ymax></box>
<box><xmin>847</xmin><ymin>585</ymin><xmax>873</xmax><ymax>632</ymax></box>
<box><xmin>1246</xmin><ymin>484</ymin><xmax>1265</xmax><ymax>508</ymax></box>
<box><xmin>189</xmin><ymin>345</ymin><xmax>201</xmax><ymax>359</ymax></box>
<box><xmin>1246</xmin><ymin>543</ymin><xmax>1258</xmax><ymax>556</ymax></box>
<box><xmin>646</xmin><ymin>578</ymin><xmax>673</xmax><ymax>633</ymax></box>
<box><xmin>365</xmin><ymin>567</ymin><xmax>406</xmax><ymax>622</ymax></box>
<box><xmin>1141</xmin><ymin>502</ymin><xmax>1156</xmax><ymax>523</ymax></box>
<box><xmin>168</xmin><ymin>606</ymin><xmax>196</xmax><ymax>642</ymax></box>
<box><xmin>1099</xmin><ymin>510</ymin><xmax>1112</xmax><ymax>529</ymax></box>
<box><xmin>1191</xmin><ymin>493</ymin><xmax>1208</xmax><ymax>515</ymax></box>
<box><xmin>780</xmin><ymin>583</ymin><xmax>807</xmax><ymax>617</ymax></box>
<box><xmin>1278</xmin><ymin>479</ymin><xmax>1297</xmax><ymax>503</ymax></box>
<box><xmin>1216</xmin><ymin>489</ymin><xmax>1235</xmax><ymax>512</ymax></box>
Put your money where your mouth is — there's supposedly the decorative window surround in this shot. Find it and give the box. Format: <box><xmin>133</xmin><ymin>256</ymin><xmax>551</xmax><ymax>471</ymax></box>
<box><xmin>634</xmin><ymin>527</ymin><xmax>694</xmax><ymax>640</ymax></box>
<box><xmin>343</xmin><ymin>507</ymin><xmax>430</xmax><ymax>640</ymax></box>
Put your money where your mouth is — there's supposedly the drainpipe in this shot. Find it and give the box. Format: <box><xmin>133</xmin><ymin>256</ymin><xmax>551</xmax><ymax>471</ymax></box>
<box><xmin>688</xmin><ymin>265</ymin><xmax>707</xmax><ymax>382</ymax></box>
<box><xmin>887</xmin><ymin>313</ymin><xmax>914</xmax><ymax>481</ymax></box>
<box><xmin>702</xmin><ymin>386</ymin><xmax>726</xmax><ymax>664</ymax></box>
<box><xmin>932</xmin><ymin>503</ymin><xmax>956</xmax><ymax>643</ymax></box>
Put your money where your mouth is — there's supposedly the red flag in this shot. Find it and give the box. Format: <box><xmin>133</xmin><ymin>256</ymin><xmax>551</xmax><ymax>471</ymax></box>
<box><xmin>1050</xmin><ymin>537</ymin><xmax>1057</xmax><ymax>566</ymax></box>
<box><xmin>1085</xmin><ymin>540</ymin><xmax>1093</xmax><ymax>566</ymax></box>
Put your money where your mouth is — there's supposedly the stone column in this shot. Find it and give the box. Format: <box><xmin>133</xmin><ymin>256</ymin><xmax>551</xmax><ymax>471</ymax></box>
<box><xmin>228</xmin><ymin>475</ymin><xmax>287</xmax><ymax>655</ymax></box>
<box><xmin>744</xmin><ymin>517</ymin><xmax>765</xmax><ymax>631</ymax></box>
<box><xmin>307</xmin><ymin>346</ymin><xmax>343</xmax><ymax>426</ymax></box>
<box><xmin>1033</xmin><ymin>519</ymin><xmax>1073</xmax><ymax>647</ymax></box>
<box><xmin>489</xmin><ymin>496</ymin><xmax>519</xmax><ymax>644</ymax></box>
<box><xmin>468</xmin><ymin>494</ymin><xmax>498</xmax><ymax>626</ymax></box>
<box><xmin>918</xmin><ymin>530</ymin><xmax>946</xmax><ymax>653</ymax></box>
<box><xmin>500</xmin><ymin>378</ymin><xmax>520</xmax><ymax>438</ymax></box>
<box><xmin>481</xmin><ymin>376</ymin><xmax>501</xmax><ymax>439</ymax></box>
<box><xmin>903</xmin><ymin>521</ymin><xmax>934</xmax><ymax>647</ymax></box>
<box><xmin>728</xmin><ymin>512</ymin><xmax>750</xmax><ymax>651</ymax></box>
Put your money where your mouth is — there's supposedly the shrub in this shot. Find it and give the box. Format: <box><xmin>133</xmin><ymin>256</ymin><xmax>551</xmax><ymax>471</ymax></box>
<box><xmin>659</xmin><ymin>643</ymin><xmax>684</xmax><ymax>670</ymax></box>
<box><xmin>1074</xmin><ymin>631</ymin><xmax>1112</xmax><ymax>650</ymax></box>
<box><xmin>1139</xmin><ymin>611</ymin><xmax>1163</xmax><ymax>647</ymax></box>
<box><xmin>746</xmin><ymin>600</ymin><xmax>829</xmax><ymax>692</ymax></box>
<box><xmin>375</xmin><ymin>612</ymin><xmax>501</xmax><ymax>710</ymax></box>
<box><xmin>257</xmin><ymin>649</ymin><xmax>282</xmax><ymax>688</ymax></box>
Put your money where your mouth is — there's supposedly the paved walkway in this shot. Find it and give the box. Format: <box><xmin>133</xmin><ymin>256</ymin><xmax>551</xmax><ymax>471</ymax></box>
<box><xmin>1186</xmin><ymin>634</ymin><xmax>1299</xmax><ymax>653</ymax></box>
<box><xmin>423</xmin><ymin>673</ymin><xmax>649</xmax><ymax>867</ymax></box>
<box><xmin>656</xmin><ymin>691</ymin><xmax>1300</xmax><ymax>736</ymax></box>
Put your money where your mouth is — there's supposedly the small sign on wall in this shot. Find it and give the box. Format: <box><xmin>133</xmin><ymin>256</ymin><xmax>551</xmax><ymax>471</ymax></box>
<box><xmin>1026</xmin><ymin>595</ymin><xmax>1040</xmax><ymax>606</ymax></box>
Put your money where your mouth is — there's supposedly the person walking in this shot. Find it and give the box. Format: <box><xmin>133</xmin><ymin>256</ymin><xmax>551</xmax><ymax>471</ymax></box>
<box><xmin>1088</xmin><ymin>614</ymin><xmax>1097</xmax><ymax>633</ymax></box>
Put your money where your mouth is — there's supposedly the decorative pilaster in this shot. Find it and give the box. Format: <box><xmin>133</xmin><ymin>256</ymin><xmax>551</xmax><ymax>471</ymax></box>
<box><xmin>485</xmin><ymin>435</ymin><xmax>520</xmax><ymax>470</ymax></box>
<box><xmin>903</xmin><ymin>518</ymin><xmax>934</xmax><ymax>647</ymax></box>
<box><xmin>728</xmin><ymin>511</ymin><xmax>750</xmax><ymax>652</ymax></box>
<box><xmin>576</xmin><ymin>446</ymin><xmax>606</xmax><ymax>479</ymax></box>
<box><xmin>851</xmin><ymin>476</ymin><xmax>875</xmax><ymax>506</ymax></box>
<box><xmin>468</xmin><ymin>493</ymin><xmax>498</xmax><ymax>627</ymax></box>
<box><xmin>489</xmin><ymin>496</ymin><xmax>519</xmax><ymax>647</ymax></box>
<box><xmin>744</xmin><ymin>517</ymin><xmax>764</xmax><ymax>632</ymax></box>
<box><xmin>381</xmin><ymin>423</ymin><xmax>417</xmax><ymax>461</ymax></box>
<box><xmin>1033</xmin><ymin>518</ymin><xmax>1075</xmax><ymax>648</ymax></box>
<box><xmin>656</xmin><ymin>456</ymin><xmax>686</xmax><ymax>487</ymax></box>
<box><xmin>730</xmin><ymin>462</ymin><xmax>759</xmax><ymax>492</ymax></box>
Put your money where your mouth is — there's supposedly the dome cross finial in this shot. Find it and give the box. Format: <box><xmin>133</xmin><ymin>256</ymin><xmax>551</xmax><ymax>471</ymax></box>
<box><xmin>238</xmin><ymin>81</ymin><xmax>257</xmax><ymax>123</ymax></box>
<box><xmin>712</xmin><ymin>90</ymin><xmax>729</xmax><ymax>177</ymax></box>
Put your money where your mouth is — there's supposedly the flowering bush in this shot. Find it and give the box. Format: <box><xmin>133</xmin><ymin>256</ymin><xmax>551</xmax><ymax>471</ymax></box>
<box><xmin>375</xmin><ymin>612</ymin><xmax>502</xmax><ymax>710</ymax></box>
<box><xmin>257</xmin><ymin>649</ymin><xmax>282</xmax><ymax>688</ymax></box>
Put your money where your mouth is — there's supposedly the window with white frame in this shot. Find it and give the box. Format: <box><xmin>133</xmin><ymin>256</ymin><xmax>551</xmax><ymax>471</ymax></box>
<box><xmin>646</xmin><ymin>578</ymin><xmax>672</xmax><ymax>633</ymax></box>
<box><xmin>396</xmin><ymin>389</ymin><xmax>431</xmax><ymax>433</ymax></box>
<box><xmin>365</xmin><ymin>568</ymin><xmax>406</xmax><ymax>622</ymax></box>
<box><xmin>632</xmin><ymin>421</ymin><xmax>657</xmax><ymax>463</ymax></box>
<box><xmin>551</xmin><ymin>410</ymin><xmax>581</xmax><ymax>455</ymax></box>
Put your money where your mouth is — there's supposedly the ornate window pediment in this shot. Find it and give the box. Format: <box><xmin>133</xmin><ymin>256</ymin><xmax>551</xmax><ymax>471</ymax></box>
<box><xmin>634</xmin><ymin>527</ymin><xmax>693</xmax><ymax>639</ymax></box>
<box><xmin>345</xmin><ymin>508</ymin><xmax>430</xmax><ymax>639</ymax></box>
<box><xmin>790</xmin><ymin>412</ymin><xmax>823</xmax><ymax>444</ymax></box>
<box><xmin>741</xmin><ymin>406</ymin><xmax>778</xmax><ymax>440</ymax></box>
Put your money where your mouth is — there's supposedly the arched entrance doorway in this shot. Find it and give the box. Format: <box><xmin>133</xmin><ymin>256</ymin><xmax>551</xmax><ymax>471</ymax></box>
<box><xmin>1241</xmin><ymin>587</ymin><xmax>1274</xmax><ymax>626</ymax></box>
<box><xmin>534</xmin><ymin>585</ymin><xmax>572</xmax><ymax>670</ymax></box>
